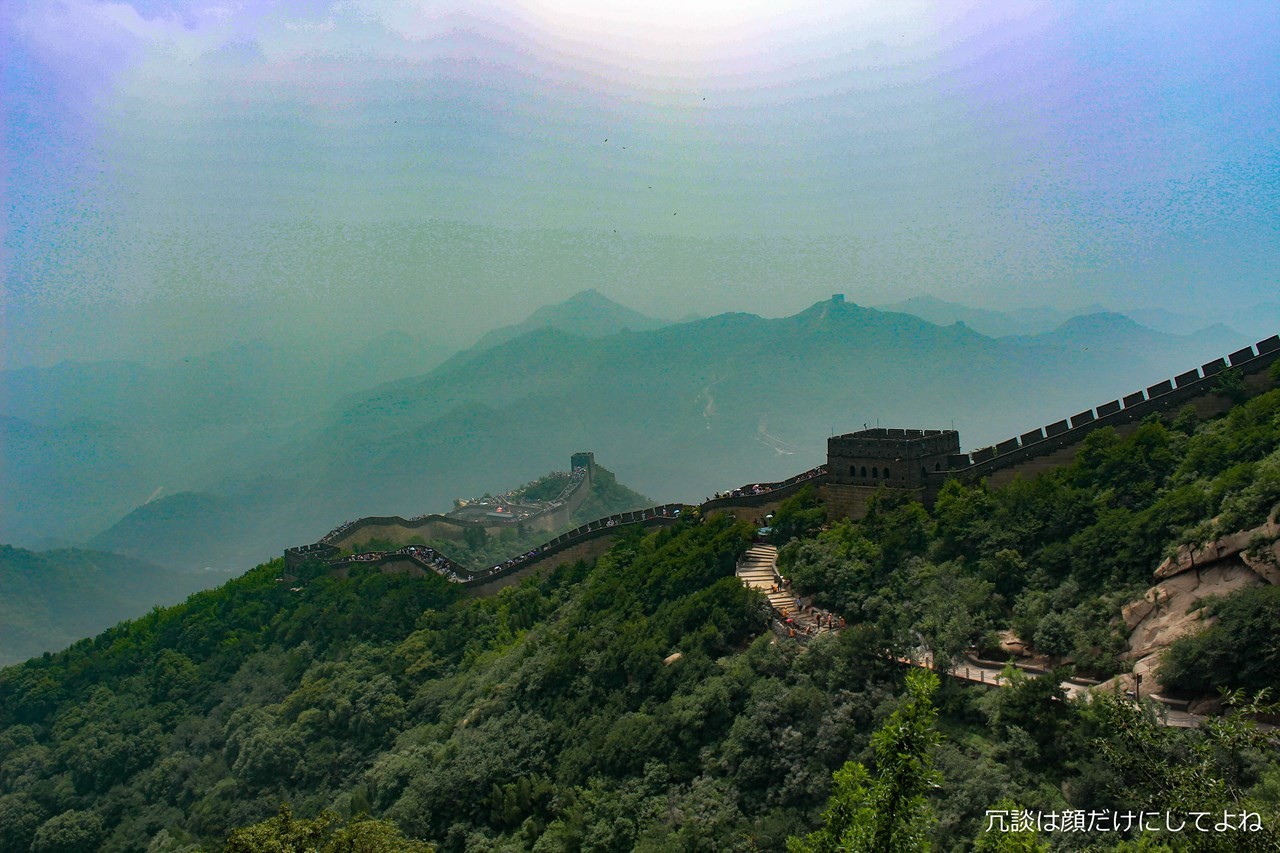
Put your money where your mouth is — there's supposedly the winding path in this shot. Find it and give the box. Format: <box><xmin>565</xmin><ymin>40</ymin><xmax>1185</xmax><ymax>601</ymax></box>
<box><xmin>735</xmin><ymin>543</ymin><xmax>1210</xmax><ymax>728</ymax></box>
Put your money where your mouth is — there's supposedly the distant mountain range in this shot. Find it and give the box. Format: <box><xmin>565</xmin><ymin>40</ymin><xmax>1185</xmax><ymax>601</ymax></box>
<box><xmin>877</xmin><ymin>294</ymin><xmax>1280</xmax><ymax>342</ymax></box>
<box><xmin>3</xmin><ymin>289</ymin><xmax>1269</xmax><ymax>577</ymax></box>
<box><xmin>874</xmin><ymin>295</ymin><xmax>1090</xmax><ymax>337</ymax></box>
<box><xmin>0</xmin><ymin>545</ymin><xmax>197</xmax><ymax>665</ymax></box>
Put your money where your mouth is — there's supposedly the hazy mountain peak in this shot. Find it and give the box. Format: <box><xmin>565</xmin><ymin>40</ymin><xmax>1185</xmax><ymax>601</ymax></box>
<box><xmin>875</xmin><ymin>295</ymin><xmax>1098</xmax><ymax>337</ymax></box>
<box><xmin>1052</xmin><ymin>311</ymin><xmax>1152</xmax><ymax>336</ymax></box>
<box><xmin>469</xmin><ymin>290</ymin><xmax>670</xmax><ymax>352</ymax></box>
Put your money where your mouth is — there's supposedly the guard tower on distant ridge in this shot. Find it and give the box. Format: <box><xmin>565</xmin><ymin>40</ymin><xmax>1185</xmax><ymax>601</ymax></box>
<box><xmin>571</xmin><ymin>451</ymin><xmax>595</xmax><ymax>473</ymax></box>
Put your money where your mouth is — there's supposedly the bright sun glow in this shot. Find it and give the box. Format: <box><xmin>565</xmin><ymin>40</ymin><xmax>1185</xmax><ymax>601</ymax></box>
<box><xmin>515</xmin><ymin>0</ymin><xmax>826</xmax><ymax>44</ymax></box>
<box><xmin>522</xmin><ymin>0</ymin><xmax>810</xmax><ymax>26</ymax></box>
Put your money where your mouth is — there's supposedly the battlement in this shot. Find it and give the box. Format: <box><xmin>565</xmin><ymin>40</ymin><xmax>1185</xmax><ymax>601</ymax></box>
<box><xmin>935</xmin><ymin>332</ymin><xmax>1280</xmax><ymax>483</ymax></box>
<box><xmin>827</xmin><ymin>428</ymin><xmax>959</xmax><ymax>489</ymax></box>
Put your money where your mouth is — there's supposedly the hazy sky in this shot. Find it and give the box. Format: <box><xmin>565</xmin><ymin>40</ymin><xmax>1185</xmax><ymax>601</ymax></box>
<box><xmin>3</xmin><ymin>0</ymin><xmax>1279</xmax><ymax>366</ymax></box>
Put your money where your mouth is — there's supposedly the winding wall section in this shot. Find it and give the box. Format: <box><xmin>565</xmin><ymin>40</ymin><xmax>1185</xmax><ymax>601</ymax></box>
<box><xmin>937</xmin><ymin>333</ymin><xmax>1279</xmax><ymax>489</ymax></box>
<box><xmin>286</xmin><ymin>333</ymin><xmax>1279</xmax><ymax>589</ymax></box>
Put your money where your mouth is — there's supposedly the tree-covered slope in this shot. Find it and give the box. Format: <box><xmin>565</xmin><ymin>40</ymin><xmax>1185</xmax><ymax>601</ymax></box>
<box><xmin>3</xmin><ymin>518</ymin><xmax>807</xmax><ymax>850</ymax></box>
<box><xmin>782</xmin><ymin>380</ymin><xmax>1280</xmax><ymax>683</ymax></box>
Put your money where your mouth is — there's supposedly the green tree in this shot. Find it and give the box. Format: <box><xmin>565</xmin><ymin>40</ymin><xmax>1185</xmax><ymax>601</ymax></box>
<box><xmin>768</xmin><ymin>485</ymin><xmax>827</xmax><ymax>544</ymax></box>
<box><xmin>224</xmin><ymin>803</ymin><xmax>433</xmax><ymax>853</ymax></box>
<box><xmin>0</xmin><ymin>793</ymin><xmax>45</xmax><ymax>853</ymax></box>
<box><xmin>1160</xmin><ymin>586</ymin><xmax>1280</xmax><ymax>694</ymax></box>
<box><xmin>463</xmin><ymin>524</ymin><xmax>489</xmax><ymax>552</ymax></box>
<box><xmin>1088</xmin><ymin>690</ymin><xmax>1280</xmax><ymax>852</ymax></box>
<box><xmin>787</xmin><ymin>669</ymin><xmax>941</xmax><ymax>853</ymax></box>
<box><xmin>29</xmin><ymin>810</ymin><xmax>104</xmax><ymax>853</ymax></box>
<box><xmin>1213</xmin><ymin>367</ymin><xmax>1248</xmax><ymax>403</ymax></box>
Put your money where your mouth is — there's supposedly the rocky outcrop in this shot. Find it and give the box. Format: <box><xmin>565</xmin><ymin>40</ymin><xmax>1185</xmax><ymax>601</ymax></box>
<box><xmin>1154</xmin><ymin>516</ymin><xmax>1280</xmax><ymax>581</ymax></box>
<box><xmin>1120</xmin><ymin>514</ymin><xmax>1280</xmax><ymax>695</ymax></box>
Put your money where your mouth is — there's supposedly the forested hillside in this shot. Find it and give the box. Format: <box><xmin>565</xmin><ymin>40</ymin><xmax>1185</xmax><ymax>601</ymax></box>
<box><xmin>3</xmin><ymin>373</ymin><xmax>1280</xmax><ymax>851</ymax></box>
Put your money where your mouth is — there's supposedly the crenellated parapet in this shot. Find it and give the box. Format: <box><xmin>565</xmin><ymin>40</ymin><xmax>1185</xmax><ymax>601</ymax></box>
<box><xmin>935</xmin><ymin>333</ymin><xmax>1279</xmax><ymax>488</ymax></box>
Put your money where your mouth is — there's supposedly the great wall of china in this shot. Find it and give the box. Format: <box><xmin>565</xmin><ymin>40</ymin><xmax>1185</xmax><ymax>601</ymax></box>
<box><xmin>285</xmin><ymin>332</ymin><xmax>1280</xmax><ymax>595</ymax></box>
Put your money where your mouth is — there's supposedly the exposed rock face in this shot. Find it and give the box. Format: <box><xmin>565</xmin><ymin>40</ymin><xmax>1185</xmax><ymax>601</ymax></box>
<box><xmin>1122</xmin><ymin>515</ymin><xmax>1280</xmax><ymax>696</ymax></box>
<box><xmin>1127</xmin><ymin>561</ymin><xmax>1264</xmax><ymax>660</ymax></box>
<box><xmin>1154</xmin><ymin>518</ymin><xmax>1280</xmax><ymax>580</ymax></box>
<box><xmin>997</xmin><ymin>629</ymin><xmax>1030</xmax><ymax>658</ymax></box>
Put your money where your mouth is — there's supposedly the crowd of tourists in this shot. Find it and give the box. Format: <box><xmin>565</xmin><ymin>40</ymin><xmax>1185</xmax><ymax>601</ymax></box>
<box><xmin>310</xmin><ymin>502</ymin><xmax>683</xmax><ymax>587</ymax></box>
<box><xmin>708</xmin><ymin>465</ymin><xmax>826</xmax><ymax>502</ymax></box>
<box><xmin>331</xmin><ymin>544</ymin><xmax>470</xmax><ymax>582</ymax></box>
<box><xmin>320</xmin><ymin>519</ymin><xmax>359</xmax><ymax>544</ymax></box>
<box><xmin>455</xmin><ymin>467</ymin><xmax>589</xmax><ymax>520</ymax></box>
<box><xmin>763</xmin><ymin>564</ymin><xmax>844</xmax><ymax>640</ymax></box>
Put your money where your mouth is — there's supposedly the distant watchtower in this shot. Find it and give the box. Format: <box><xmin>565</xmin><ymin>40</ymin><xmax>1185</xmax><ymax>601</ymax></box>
<box><xmin>571</xmin><ymin>451</ymin><xmax>595</xmax><ymax>474</ymax></box>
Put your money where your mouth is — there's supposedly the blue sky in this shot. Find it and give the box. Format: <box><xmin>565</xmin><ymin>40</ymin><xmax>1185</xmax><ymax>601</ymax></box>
<box><xmin>3</xmin><ymin>0</ymin><xmax>1279</xmax><ymax>366</ymax></box>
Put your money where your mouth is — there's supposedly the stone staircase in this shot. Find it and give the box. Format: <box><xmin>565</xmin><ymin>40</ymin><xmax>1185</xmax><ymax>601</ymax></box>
<box><xmin>737</xmin><ymin>543</ymin><xmax>834</xmax><ymax>637</ymax></box>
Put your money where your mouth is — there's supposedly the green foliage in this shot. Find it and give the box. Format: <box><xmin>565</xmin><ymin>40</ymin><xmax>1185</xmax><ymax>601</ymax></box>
<box><xmin>788</xmin><ymin>669</ymin><xmax>940</xmax><ymax>853</ymax></box>
<box><xmin>29</xmin><ymin>809</ymin><xmax>104</xmax><ymax>853</ymax></box>
<box><xmin>1086</xmin><ymin>689</ymin><xmax>1280</xmax><ymax>852</ymax></box>
<box><xmin>0</xmin><ymin>517</ymin><xmax>829</xmax><ymax>850</ymax></box>
<box><xmin>1212</xmin><ymin>366</ymin><xmax>1248</xmax><ymax>402</ymax></box>
<box><xmin>0</xmin><ymin>793</ymin><xmax>46</xmax><ymax>853</ymax></box>
<box><xmin>932</xmin><ymin>480</ymin><xmax>1004</xmax><ymax>563</ymax></box>
<box><xmin>1161</xmin><ymin>586</ymin><xmax>1280</xmax><ymax>694</ymax></box>
<box><xmin>1214</xmin><ymin>448</ymin><xmax>1280</xmax><ymax>534</ymax></box>
<box><xmin>462</xmin><ymin>524</ymin><xmax>488</xmax><ymax>552</ymax></box>
<box><xmin>511</xmin><ymin>472</ymin><xmax>571</xmax><ymax>503</ymax></box>
<box><xmin>224</xmin><ymin>803</ymin><xmax>433</xmax><ymax>852</ymax></box>
<box><xmin>768</xmin><ymin>484</ymin><xmax>827</xmax><ymax>544</ymax></box>
<box><xmin>570</xmin><ymin>465</ymin><xmax>653</xmax><ymax>523</ymax></box>
<box><xmin>907</xmin><ymin>560</ymin><xmax>998</xmax><ymax>674</ymax></box>
<box><xmin>4</xmin><ymin>389</ymin><xmax>1280</xmax><ymax>852</ymax></box>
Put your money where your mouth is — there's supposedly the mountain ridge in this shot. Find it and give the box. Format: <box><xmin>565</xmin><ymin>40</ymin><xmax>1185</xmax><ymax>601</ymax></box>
<box><xmin>467</xmin><ymin>288</ymin><xmax>671</xmax><ymax>353</ymax></box>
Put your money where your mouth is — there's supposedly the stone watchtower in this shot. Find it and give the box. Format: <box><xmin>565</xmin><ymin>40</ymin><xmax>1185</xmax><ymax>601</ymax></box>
<box><xmin>821</xmin><ymin>428</ymin><xmax>960</xmax><ymax>518</ymax></box>
<box><xmin>571</xmin><ymin>452</ymin><xmax>595</xmax><ymax>474</ymax></box>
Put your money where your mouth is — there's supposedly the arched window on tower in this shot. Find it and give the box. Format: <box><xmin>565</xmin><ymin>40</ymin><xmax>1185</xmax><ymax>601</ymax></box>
<box><xmin>935</xmin><ymin>461</ymin><xmax>942</xmax><ymax>471</ymax></box>
<box><xmin>884</xmin><ymin>467</ymin><xmax>891</xmax><ymax>480</ymax></box>
<box><xmin>861</xmin><ymin>466</ymin><xmax>867</xmax><ymax>477</ymax></box>
<box><xmin>872</xmin><ymin>467</ymin><xmax>879</xmax><ymax>478</ymax></box>
<box><xmin>850</xmin><ymin>465</ymin><xmax>856</xmax><ymax>477</ymax></box>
